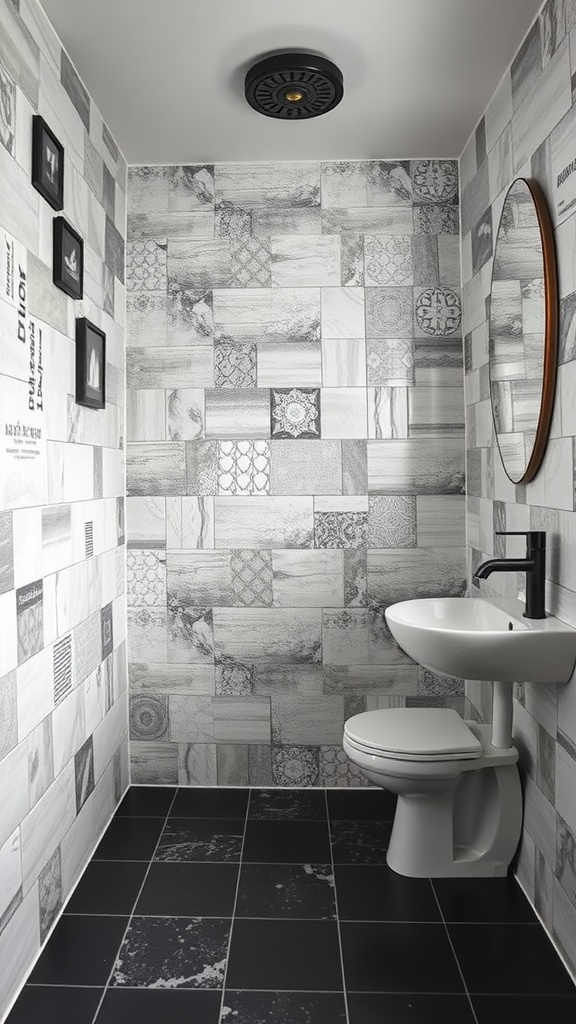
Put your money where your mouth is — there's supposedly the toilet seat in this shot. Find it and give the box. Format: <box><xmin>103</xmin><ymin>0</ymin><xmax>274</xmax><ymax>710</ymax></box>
<box><xmin>344</xmin><ymin>708</ymin><xmax>483</xmax><ymax>762</ymax></box>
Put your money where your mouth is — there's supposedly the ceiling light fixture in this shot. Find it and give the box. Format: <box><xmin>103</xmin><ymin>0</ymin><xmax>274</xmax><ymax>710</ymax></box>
<box><xmin>245</xmin><ymin>52</ymin><xmax>344</xmax><ymax>119</ymax></box>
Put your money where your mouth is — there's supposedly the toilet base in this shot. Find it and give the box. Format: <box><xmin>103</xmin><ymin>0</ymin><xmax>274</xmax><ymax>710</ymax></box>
<box><xmin>383</xmin><ymin>761</ymin><xmax>522</xmax><ymax>878</ymax></box>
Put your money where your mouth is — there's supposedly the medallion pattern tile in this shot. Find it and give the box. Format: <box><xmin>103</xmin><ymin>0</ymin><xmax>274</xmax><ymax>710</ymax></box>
<box><xmin>411</xmin><ymin>159</ymin><xmax>459</xmax><ymax>204</ymax></box>
<box><xmin>271</xmin><ymin>388</ymin><xmax>321</xmax><ymax>440</ymax></box>
<box><xmin>415</xmin><ymin>287</ymin><xmax>462</xmax><ymax>337</ymax></box>
<box><xmin>364</xmin><ymin>236</ymin><xmax>413</xmax><ymax>286</ymax></box>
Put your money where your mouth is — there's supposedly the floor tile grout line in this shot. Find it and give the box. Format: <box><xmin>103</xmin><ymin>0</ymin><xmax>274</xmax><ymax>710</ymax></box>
<box><xmin>89</xmin><ymin>787</ymin><xmax>180</xmax><ymax>1024</ymax></box>
<box><xmin>217</xmin><ymin>789</ymin><xmax>252</xmax><ymax>1022</ymax></box>
<box><xmin>325</xmin><ymin>788</ymin><xmax>351</xmax><ymax>1024</ymax></box>
<box><xmin>430</xmin><ymin>879</ymin><xmax>480</xmax><ymax>1024</ymax></box>
<box><xmin>26</xmin><ymin>982</ymin><xmax>576</xmax><ymax>995</ymax></box>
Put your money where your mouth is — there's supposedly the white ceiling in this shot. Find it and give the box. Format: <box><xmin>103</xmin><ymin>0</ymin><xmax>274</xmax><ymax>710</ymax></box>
<box><xmin>40</xmin><ymin>0</ymin><xmax>543</xmax><ymax>164</ymax></box>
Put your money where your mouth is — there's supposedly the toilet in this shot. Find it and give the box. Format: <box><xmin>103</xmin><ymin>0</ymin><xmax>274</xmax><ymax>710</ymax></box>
<box><xmin>343</xmin><ymin>707</ymin><xmax>522</xmax><ymax>878</ymax></box>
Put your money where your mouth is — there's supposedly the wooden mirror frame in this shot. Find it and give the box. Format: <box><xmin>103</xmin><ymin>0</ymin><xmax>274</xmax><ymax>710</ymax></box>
<box><xmin>489</xmin><ymin>177</ymin><xmax>558</xmax><ymax>485</ymax></box>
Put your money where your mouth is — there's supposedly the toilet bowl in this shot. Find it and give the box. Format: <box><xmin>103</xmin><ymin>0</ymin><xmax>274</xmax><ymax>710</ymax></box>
<box><xmin>343</xmin><ymin>708</ymin><xmax>522</xmax><ymax>878</ymax></box>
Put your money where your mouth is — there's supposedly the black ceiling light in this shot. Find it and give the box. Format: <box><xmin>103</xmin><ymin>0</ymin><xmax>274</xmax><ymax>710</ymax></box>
<box><xmin>245</xmin><ymin>52</ymin><xmax>344</xmax><ymax>120</ymax></box>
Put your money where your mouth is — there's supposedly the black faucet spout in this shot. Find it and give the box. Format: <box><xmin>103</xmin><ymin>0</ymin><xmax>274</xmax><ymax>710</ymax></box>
<box><xmin>472</xmin><ymin>531</ymin><xmax>546</xmax><ymax>619</ymax></box>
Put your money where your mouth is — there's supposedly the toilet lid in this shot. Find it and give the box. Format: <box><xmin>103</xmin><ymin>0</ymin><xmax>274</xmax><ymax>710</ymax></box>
<box><xmin>344</xmin><ymin>708</ymin><xmax>483</xmax><ymax>759</ymax></box>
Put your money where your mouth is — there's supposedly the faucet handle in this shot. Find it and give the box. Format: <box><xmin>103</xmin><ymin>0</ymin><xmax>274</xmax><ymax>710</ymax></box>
<box><xmin>495</xmin><ymin>531</ymin><xmax>546</xmax><ymax>548</ymax></box>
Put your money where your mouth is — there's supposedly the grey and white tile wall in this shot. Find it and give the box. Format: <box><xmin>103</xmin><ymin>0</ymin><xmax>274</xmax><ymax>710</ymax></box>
<box><xmin>461</xmin><ymin>0</ymin><xmax>576</xmax><ymax>982</ymax></box>
<box><xmin>126</xmin><ymin>158</ymin><xmax>467</xmax><ymax>789</ymax></box>
<box><xmin>0</xmin><ymin>0</ymin><xmax>127</xmax><ymax>1016</ymax></box>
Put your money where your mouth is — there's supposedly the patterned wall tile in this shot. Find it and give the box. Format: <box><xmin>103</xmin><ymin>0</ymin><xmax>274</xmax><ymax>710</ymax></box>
<box><xmin>217</xmin><ymin>441</ymin><xmax>270</xmax><ymax>495</ymax></box>
<box><xmin>230</xmin><ymin>551</ymin><xmax>273</xmax><ymax>607</ymax></box>
<box><xmin>366</xmin><ymin>338</ymin><xmax>415</xmax><ymax>386</ymax></box>
<box><xmin>127</xmin><ymin>550</ymin><xmax>166</xmax><ymax>606</ymax></box>
<box><xmin>214</xmin><ymin>342</ymin><xmax>257</xmax><ymax>388</ymax></box>
<box><xmin>126</xmin><ymin>239</ymin><xmax>166</xmax><ymax>291</ymax></box>
<box><xmin>129</xmin><ymin>694</ymin><xmax>169</xmax><ymax>740</ymax></box>
<box><xmin>314</xmin><ymin>511</ymin><xmax>367</xmax><ymax>549</ymax></box>
<box><xmin>270</xmin><ymin>440</ymin><xmax>342</xmax><ymax>495</ymax></box>
<box><xmin>166</xmin><ymin>389</ymin><xmax>204</xmax><ymax>441</ymax></box>
<box><xmin>414</xmin><ymin>287</ymin><xmax>462</xmax><ymax>338</ymax></box>
<box><xmin>364</xmin><ymin>236</ymin><xmax>413</xmax><ymax>286</ymax></box>
<box><xmin>368</xmin><ymin>496</ymin><xmax>416</xmax><ymax>547</ymax></box>
<box><xmin>411</xmin><ymin>159</ymin><xmax>458</xmax><ymax>205</ymax></box>
<box><xmin>365</xmin><ymin>287</ymin><xmax>413</xmax><ymax>337</ymax></box>
<box><xmin>272</xmin><ymin>744</ymin><xmax>319</xmax><ymax>786</ymax></box>
<box><xmin>271</xmin><ymin>388</ymin><xmax>321</xmax><ymax>439</ymax></box>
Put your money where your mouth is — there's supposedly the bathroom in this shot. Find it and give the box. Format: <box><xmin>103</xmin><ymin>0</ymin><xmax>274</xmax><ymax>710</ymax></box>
<box><xmin>1</xmin><ymin>0</ymin><xmax>576</xmax><ymax>1018</ymax></box>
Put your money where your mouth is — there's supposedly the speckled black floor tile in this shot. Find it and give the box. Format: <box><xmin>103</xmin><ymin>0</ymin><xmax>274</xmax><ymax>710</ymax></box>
<box><xmin>248</xmin><ymin>789</ymin><xmax>327</xmax><ymax>820</ymax></box>
<box><xmin>327</xmin><ymin>788</ymin><xmax>396</xmax><ymax>820</ymax></box>
<box><xmin>341</xmin><ymin>922</ymin><xmax>464</xmax><ymax>993</ymax></box>
<box><xmin>93</xmin><ymin>817</ymin><xmax>165</xmax><ymax>860</ymax></box>
<box><xmin>115</xmin><ymin>786</ymin><xmax>176</xmax><ymax>817</ymax></box>
<box><xmin>236</xmin><ymin>863</ymin><xmax>336</xmax><ymax>919</ymax></box>
<box><xmin>335</xmin><ymin>865</ymin><xmax>440</xmax><ymax>921</ymax></box>
<box><xmin>226</xmin><ymin>919</ymin><xmax>343</xmax><ymax>991</ymax></box>
<box><xmin>6</xmin><ymin>986</ymin><xmax>102</xmax><ymax>1024</ymax></box>
<box><xmin>136</xmin><ymin>862</ymin><xmax>239</xmax><ymax>917</ymax></box>
<box><xmin>471</xmin><ymin>993</ymin><xmax>576</xmax><ymax>1023</ymax></box>
<box><xmin>448</xmin><ymin>923</ymin><xmax>575</xmax><ymax>994</ymax></box>
<box><xmin>65</xmin><ymin>861</ymin><xmax>148</xmax><ymax>915</ymax></box>
<box><xmin>221</xmin><ymin>991</ymin><xmax>347</xmax><ymax>1022</ymax></box>
<box><xmin>242</xmin><ymin>820</ymin><xmax>331</xmax><ymax>863</ymax></box>
<box><xmin>154</xmin><ymin>818</ymin><xmax>244</xmax><ymax>862</ymax></box>
<box><xmin>433</xmin><ymin>876</ymin><xmax>537</xmax><ymax>922</ymax></box>
<box><xmin>95</xmin><ymin>988</ymin><xmax>222</xmax><ymax>1023</ymax></box>
<box><xmin>330</xmin><ymin>820</ymin><xmax>391</xmax><ymax>864</ymax></box>
<box><xmin>28</xmin><ymin>915</ymin><xmax>128</xmax><ymax>986</ymax></box>
<box><xmin>170</xmin><ymin>787</ymin><xmax>249</xmax><ymax>818</ymax></box>
<box><xmin>347</xmin><ymin>993</ymin><xmax>476</xmax><ymax>1023</ymax></box>
<box><xmin>110</xmin><ymin>916</ymin><xmax>230</xmax><ymax>989</ymax></box>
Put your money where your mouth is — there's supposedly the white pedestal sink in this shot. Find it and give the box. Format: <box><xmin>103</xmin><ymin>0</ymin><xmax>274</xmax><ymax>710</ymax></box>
<box><xmin>385</xmin><ymin>596</ymin><xmax>576</xmax><ymax>747</ymax></box>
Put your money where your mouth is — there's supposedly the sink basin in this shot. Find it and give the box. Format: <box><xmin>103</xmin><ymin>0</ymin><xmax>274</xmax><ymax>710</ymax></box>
<box><xmin>385</xmin><ymin>597</ymin><xmax>576</xmax><ymax>683</ymax></box>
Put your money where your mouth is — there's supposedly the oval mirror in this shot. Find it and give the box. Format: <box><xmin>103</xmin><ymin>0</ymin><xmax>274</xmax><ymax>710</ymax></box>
<box><xmin>488</xmin><ymin>177</ymin><xmax>558</xmax><ymax>484</ymax></box>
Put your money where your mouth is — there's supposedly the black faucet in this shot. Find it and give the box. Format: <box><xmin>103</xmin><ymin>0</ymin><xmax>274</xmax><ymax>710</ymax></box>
<box><xmin>473</xmin><ymin>531</ymin><xmax>546</xmax><ymax>619</ymax></box>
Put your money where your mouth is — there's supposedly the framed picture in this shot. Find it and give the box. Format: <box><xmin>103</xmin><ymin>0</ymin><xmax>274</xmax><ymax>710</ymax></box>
<box><xmin>53</xmin><ymin>217</ymin><xmax>83</xmax><ymax>299</ymax></box>
<box><xmin>76</xmin><ymin>318</ymin><xmax>106</xmax><ymax>409</ymax></box>
<box><xmin>31</xmin><ymin>115</ymin><xmax>64</xmax><ymax>210</ymax></box>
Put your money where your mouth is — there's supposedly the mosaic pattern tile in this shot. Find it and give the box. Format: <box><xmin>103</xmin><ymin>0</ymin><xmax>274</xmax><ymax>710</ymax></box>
<box><xmin>364</xmin><ymin>236</ymin><xmax>413</xmax><ymax>286</ymax></box>
<box><xmin>366</xmin><ymin>338</ymin><xmax>415</xmax><ymax>386</ymax></box>
<box><xmin>415</xmin><ymin>287</ymin><xmax>462</xmax><ymax>337</ymax></box>
<box><xmin>271</xmin><ymin>388</ymin><xmax>321</xmax><ymax>440</ymax></box>
<box><xmin>230</xmin><ymin>237</ymin><xmax>271</xmax><ymax>287</ymax></box>
<box><xmin>368</xmin><ymin>496</ymin><xmax>417</xmax><ymax>548</ymax></box>
<box><xmin>272</xmin><ymin>745</ymin><xmax>320</xmax><ymax>787</ymax></box>
<box><xmin>126</xmin><ymin>239</ymin><xmax>167</xmax><ymax>291</ymax></box>
<box><xmin>230</xmin><ymin>550</ymin><xmax>273</xmax><ymax>606</ymax></box>
<box><xmin>214</xmin><ymin>342</ymin><xmax>257</xmax><ymax>388</ymax></box>
<box><xmin>217</xmin><ymin>441</ymin><xmax>270</xmax><ymax>495</ymax></box>
<box><xmin>215</xmin><ymin>660</ymin><xmax>254</xmax><ymax>695</ymax></box>
<box><xmin>314</xmin><ymin>512</ymin><xmax>368</xmax><ymax>549</ymax></box>
<box><xmin>365</xmin><ymin>288</ymin><xmax>413</xmax><ymax>337</ymax></box>
<box><xmin>127</xmin><ymin>550</ymin><xmax>167</xmax><ymax>606</ymax></box>
<box><xmin>319</xmin><ymin>746</ymin><xmax>370</xmax><ymax>787</ymax></box>
<box><xmin>411</xmin><ymin>160</ymin><xmax>459</xmax><ymax>204</ymax></box>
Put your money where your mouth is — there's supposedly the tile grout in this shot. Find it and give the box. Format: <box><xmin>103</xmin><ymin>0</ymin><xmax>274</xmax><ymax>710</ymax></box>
<box><xmin>430</xmin><ymin>878</ymin><xmax>480</xmax><ymax>1024</ymax></box>
<box><xmin>324</xmin><ymin>788</ymin><xmax>351</xmax><ymax>1024</ymax></box>
<box><xmin>217</xmin><ymin>787</ymin><xmax>252</xmax><ymax>1021</ymax></box>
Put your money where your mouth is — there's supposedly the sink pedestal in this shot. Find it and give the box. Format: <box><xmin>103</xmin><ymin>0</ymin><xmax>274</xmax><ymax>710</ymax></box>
<box><xmin>492</xmin><ymin>681</ymin><xmax>513</xmax><ymax>748</ymax></box>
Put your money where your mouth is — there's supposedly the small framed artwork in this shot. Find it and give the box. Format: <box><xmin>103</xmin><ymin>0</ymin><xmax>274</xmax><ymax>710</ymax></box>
<box><xmin>31</xmin><ymin>115</ymin><xmax>64</xmax><ymax>210</ymax></box>
<box><xmin>53</xmin><ymin>216</ymin><xmax>83</xmax><ymax>299</ymax></box>
<box><xmin>76</xmin><ymin>317</ymin><xmax>106</xmax><ymax>409</ymax></box>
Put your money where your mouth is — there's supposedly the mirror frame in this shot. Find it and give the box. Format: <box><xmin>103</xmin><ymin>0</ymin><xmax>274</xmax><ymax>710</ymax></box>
<box><xmin>489</xmin><ymin>177</ymin><xmax>558</xmax><ymax>485</ymax></box>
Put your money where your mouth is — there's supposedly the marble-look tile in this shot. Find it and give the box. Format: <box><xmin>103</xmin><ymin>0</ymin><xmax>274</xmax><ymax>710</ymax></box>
<box><xmin>111</xmin><ymin>916</ymin><xmax>230</xmax><ymax>987</ymax></box>
<box><xmin>167</xmin><ymin>285</ymin><xmax>213</xmax><ymax>347</ymax></box>
<box><xmin>342</xmin><ymin>439</ymin><xmax>368</xmax><ymax>495</ymax></box>
<box><xmin>213</xmin><ymin>696</ymin><xmax>271</xmax><ymax>743</ymax></box>
<box><xmin>236</xmin><ymin>862</ymin><xmax>335</xmax><ymax>919</ymax></box>
<box><xmin>214</xmin><ymin>496</ymin><xmax>313</xmax><ymax>549</ymax></box>
<box><xmin>0</xmin><ymin>670</ymin><xmax>17</xmax><ymax>761</ymax></box>
<box><xmin>0</xmin><ymin>826</ymin><xmax>22</xmax><ymax>935</ymax></box>
<box><xmin>321</xmin><ymin>160</ymin><xmax>411</xmax><ymax>208</ymax></box>
<box><xmin>206</xmin><ymin>389</ymin><xmax>270</xmax><ymax>439</ymax></box>
<box><xmin>340</xmin><ymin>233</ymin><xmax>365</xmax><ymax>286</ymax></box>
<box><xmin>126</xmin><ymin>290</ymin><xmax>167</xmax><ymax>347</ymax></box>
<box><xmin>126</xmin><ymin>497</ymin><xmax>166</xmax><ymax>548</ymax></box>
<box><xmin>330</xmin><ymin>820</ymin><xmax>390</xmax><ymax>864</ymax></box>
<box><xmin>271</xmin><ymin>550</ymin><xmax>344</xmax><ymax>607</ymax></box>
<box><xmin>216</xmin><ymin>161</ymin><xmax>320</xmax><ymax>210</ymax></box>
<box><xmin>166</xmin><ymin>496</ymin><xmax>214</xmax><ymax>549</ymax></box>
<box><xmin>258</xmin><ymin>341</ymin><xmax>322</xmax><ymax>388</ymax></box>
<box><xmin>414</xmin><ymin>339</ymin><xmax>463</xmax><ymax>386</ymax></box>
<box><xmin>511</xmin><ymin>21</ymin><xmax>542</xmax><ymax>111</ymax></box>
<box><xmin>213</xmin><ymin>608</ymin><xmax>322</xmax><ymax>665</ymax></box>
<box><xmin>166</xmin><ymin>389</ymin><xmax>204</xmax><ymax>441</ymax></box>
<box><xmin>368</xmin><ymin>386</ymin><xmax>409</xmax><ymax>439</ymax></box>
<box><xmin>412</xmin><ymin>234</ymin><xmax>440</xmax><ymax>286</ymax></box>
<box><xmin>168</xmin><ymin>603</ymin><xmax>214</xmax><ymax>666</ymax></box>
<box><xmin>167</xmin><ymin>550</ymin><xmax>233</xmax><ymax>606</ymax></box>
<box><xmin>128</xmin><ymin>210</ymin><xmax>214</xmax><ymax>241</ymax></box>
<box><xmin>37</xmin><ymin>845</ymin><xmax>62</xmax><ymax>943</ymax></box>
<box><xmin>127</xmin><ymin>443</ymin><xmax>186</xmax><ymax>497</ymax></box>
<box><xmin>409</xmin><ymin>385</ymin><xmax>465</xmax><ymax>436</ymax></box>
<box><xmin>127</xmin><ymin>347</ymin><xmax>214</xmax><ymax>389</ymax></box>
<box><xmin>168</xmin><ymin>238</ymin><xmax>232</xmax><ymax>291</ymax></box>
<box><xmin>270</xmin><ymin>236</ymin><xmax>340</xmax><ymax>287</ymax></box>
<box><xmin>368</xmin><ymin>549</ymin><xmax>466</xmax><ymax>606</ymax></box>
<box><xmin>322</xmin><ymin>207</ymin><xmax>413</xmax><ymax>235</ymax></box>
<box><xmin>414</xmin><ymin>204</ymin><xmax>459</xmax><ymax>235</ymax></box>
<box><xmin>321</xmin><ymin>338</ymin><xmax>366</xmax><ymax>387</ymax></box>
<box><xmin>214</xmin><ymin>288</ymin><xmax>320</xmax><ymax>345</ymax></box>
<box><xmin>0</xmin><ymin>511</ymin><xmax>14</xmax><ymax>595</ymax></box>
<box><xmin>127</xmin><ymin>390</ymin><xmax>166</xmax><ymax>442</ymax></box>
<box><xmin>321</xmin><ymin>388</ymin><xmax>367</xmax><ymax>439</ymax></box>
<box><xmin>178</xmin><ymin>742</ymin><xmax>217</xmax><ymax>785</ymax></box>
<box><xmin>322</xmin><ymin>609</ymin><xmax>369</xmax><ymax>666</ymax></box>
<box><xmin>169</xmin><ymin>164</ymin><xmax>214</xmax><ymax>210</ymax></box>
<box><xmin>367</xmin><ymin>438</ymin><xmax>465</xmax><ymax>494</ymax></box>
<box><xmin>416</xmin><ymin>495</ymin><xmax>466</xmax><ymax>547</ymax></box>
<box><xmin>0</xmin><ymin>61</ymin><xmax>16</xmax><ymax>155</ymax></box>
<box><xmin>512</xmin><ymin>40</ymin><xmax>571</xmax><ymax>172</ymax></box>
<box><xmin>321</xmin><ymin>287</ymin><xmax>365</xmax><ymax>338</ymax></box>
<box><xmin>270</xmin><ymin>440</ymin><xmax>342</xmax><ymax>495</ymax></box>
<box><xmin>52</xmin><ymin>685</ymin><xmax>86</xmax><ymax>775</ymax></box>
<box><xmin>130</xmin><ymin>742</ymin><xmax>178</xmax><ymax>784</ymax></box>
<box><xmin>344</xmin><ymin>548</ymin><xmax>367</xmax><ymax>607</ymax></box>
<box><xmin>155</xmin><ymin>820</ymin><xmax>243</xmax><ymax>864</ymax></box>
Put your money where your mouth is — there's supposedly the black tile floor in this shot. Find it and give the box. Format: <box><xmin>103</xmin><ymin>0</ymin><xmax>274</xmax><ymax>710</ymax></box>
<box><xmin>7</xmin><ymin>786</ymin><xmax>576</xmax><ymax>1024</ymax></box>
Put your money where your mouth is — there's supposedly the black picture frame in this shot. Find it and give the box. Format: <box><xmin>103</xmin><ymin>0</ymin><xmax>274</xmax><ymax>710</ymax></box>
<box><xmin>76</xmin><ymin>318</ymin><xmax>106</xmax><ymax>409</ymax></box>
<box><xmin>31</xmin><ymin>115</ymin><xmax>64</xmax><ymax>211</ymax></box>
<box><xmin>53</xmin><ymin>217</ymin><xmax>84</xmax><ymax>299</ymax></box>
